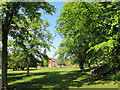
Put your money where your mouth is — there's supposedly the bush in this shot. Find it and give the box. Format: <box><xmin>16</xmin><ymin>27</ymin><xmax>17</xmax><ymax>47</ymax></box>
<box><xmin>105</xmin><ymin>71</ymin><xmax>120</xmax><ymax>81</ymax></box>
<box><xmin>43</xmin><ymin>59</ymin><xmax>48</xmax><ymax>67</ymax></box>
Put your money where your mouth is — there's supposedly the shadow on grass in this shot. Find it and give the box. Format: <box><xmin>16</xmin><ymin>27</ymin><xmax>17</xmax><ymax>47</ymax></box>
<box><xmin>8</xmin><ymin>70</ymin><xmax>89</xmax><ymax>88</ymax></box>
<box><xmin>8</xmin><ymin>73</ymin><xmax>26</xmax><ymax>76</ymax></box>
<box><xmin>8</xmin><ymin>67</ymin><xmax>116</xmax><ymax>89</ymax></box>
<box><xmin>8</xmin><ymin>71</ymin><xmax>68</xmax><ymax>85</ymax></box>
<box><xmin>24</xmin><ymin>68</ymin><xmax>39</xmax><ymax>71</ymax></box>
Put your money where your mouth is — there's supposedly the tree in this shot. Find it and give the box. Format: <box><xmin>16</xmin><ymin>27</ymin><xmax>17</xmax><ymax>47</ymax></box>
<box><xmin>42</xmin><ymin>49</ymin><xmax>49</xmax><ymax>67</ymax></box>
<box><xmin>55</xmin><ymin>2</ymin><xmax>93</xmax><ymax>71</ymax></box>
<box><xmin>8</xmin><ymin>17</ymin><xmax>54</xmax><ymax>75</ymax></box>
<box><xmin>55</xmin><ymin>2</ymin><xmax>120</xmax><ymax>72</ymax></box>
<box><xmin>2</xmin><ymin>2</ymin><xmax>56</xmax><ymax>88</ymax></box>
<box><xmin>43</xmin><ymin>59</ymin><xmax>48</xmax><ymax>67</ymax></box>
<box><xmin>57</xmin><ymin>58</ymin><xmax>66</xmax><ymax>67</ymax></box>
<box><xmin>86</xmin><ymin>2</ymin><xmax>120</xmax><ymax>70</ymax></box>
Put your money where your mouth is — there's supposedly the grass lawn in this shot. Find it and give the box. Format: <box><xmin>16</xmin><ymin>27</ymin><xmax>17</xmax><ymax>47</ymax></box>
<box><xmin>6</xmin><ymin>67</ymin><xmax>119</xmax><ymax>89</ymax></box>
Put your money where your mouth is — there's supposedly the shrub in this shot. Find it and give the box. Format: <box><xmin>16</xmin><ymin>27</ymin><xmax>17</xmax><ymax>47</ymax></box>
<box><xmin>105</xmin><ymin>71</ymin><xmax>120</xmax><ymax>81</ymax></box>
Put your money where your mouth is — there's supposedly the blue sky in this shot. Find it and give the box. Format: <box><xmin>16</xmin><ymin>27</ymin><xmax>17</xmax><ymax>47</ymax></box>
<box><xmin>43</xmin><ymin>2</ymin><xmax>66</xmax><ymax>58</ymax></box>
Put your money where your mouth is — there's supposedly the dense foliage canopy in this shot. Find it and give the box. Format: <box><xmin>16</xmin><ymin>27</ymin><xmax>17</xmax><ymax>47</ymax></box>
<box><xmin>55</xmin><ymin>2</ymin><xmax>120</xmax><ymax>71</ymax></box>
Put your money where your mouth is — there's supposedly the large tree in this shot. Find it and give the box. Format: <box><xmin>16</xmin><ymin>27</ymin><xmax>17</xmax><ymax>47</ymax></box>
<box><xmin>55</xmin><ymin>2</ymin><xmax>94</xmax><ymax>71</ymax></box>
<box><xmin>2</xmin><ymin>2</ymin><xmax>55</xmax><ymax>89</ymax></box>
<box><xmin>8</xmin><ymin>18</ymin><xmax>52</xmax><ymax>75</ymax></box>
<box><xmin>87</xmin><ymin>2</ymin><xmax>120</xmax><ymax>69</ymax></box>
<box><xmin>55</xmin><ymin>2</ymin><xmax>120</xmax><ymax>72</ymax></box>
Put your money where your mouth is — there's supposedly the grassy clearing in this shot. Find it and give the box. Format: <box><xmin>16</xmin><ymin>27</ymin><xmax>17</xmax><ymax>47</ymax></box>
<box><xmin>6</xmin><ymin>67</ymin><xmax>118</xmax><ymax>88</ymax></box>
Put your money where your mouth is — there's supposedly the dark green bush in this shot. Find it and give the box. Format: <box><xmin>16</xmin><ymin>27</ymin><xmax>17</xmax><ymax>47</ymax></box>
<box><xmin>105</xmin><ymin>71</ymin><xmax>120</xmax><ymax>81</ymax></box>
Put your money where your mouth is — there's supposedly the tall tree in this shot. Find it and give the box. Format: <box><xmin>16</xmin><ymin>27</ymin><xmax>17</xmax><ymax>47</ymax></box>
<box><xmin>87</xmin><ymin>2</ymin><xmax>120</xmax><ymax>69</ymax></box>
<box><xmin>55</xmin><ymin>2</ymin><xmax>120</xmax><ymax>72</ymax></box>
<box><xmin>8</xmin><ymin>17</ymin><xmax>54</xmax><ymax>75</ymax></box>
<box><xmin>2</xmin><ymin>2</ymin><xmax>55</xmax><ymax>89</ymax></box>
<box><xmin>55</xmin><ymin>2</ymin><xmax>93</xmax><ymax>71</ymax></box>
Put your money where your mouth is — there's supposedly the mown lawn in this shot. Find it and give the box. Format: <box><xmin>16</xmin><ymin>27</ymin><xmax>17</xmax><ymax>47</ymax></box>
<box><xmin>5</xmin><ymin>67</ymin><xmax>119</xmax><ymax>89</ymax></box>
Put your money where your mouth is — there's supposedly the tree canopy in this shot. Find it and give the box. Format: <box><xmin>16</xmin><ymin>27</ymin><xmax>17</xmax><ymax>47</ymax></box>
<box><xmin>2</xmin><ymin>2</ymin><xmax>56</xmax><ymax>89</ymax></box>
<box><xmin>55</xmin><ymin>2</ymin><xmax>120</xmax><ymax>71</ymax></box>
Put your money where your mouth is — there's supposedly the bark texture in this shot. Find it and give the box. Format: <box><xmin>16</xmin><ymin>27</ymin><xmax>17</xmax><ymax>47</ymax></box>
<box><xmin>2</xmin><ymin>29</ymin><xmax>8</xmax><ymax>89</ymax></box>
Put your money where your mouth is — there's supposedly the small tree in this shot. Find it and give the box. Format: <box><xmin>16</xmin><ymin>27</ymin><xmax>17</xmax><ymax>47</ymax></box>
<box><xmin>43</xmin><ymin>59</ymin><xmax>48</xmax><ymax>67</ymax></box>
<box><xmin>57</xmin><ymin>59</ymin><xmax>66</xmax><ymax>67</ymax></box>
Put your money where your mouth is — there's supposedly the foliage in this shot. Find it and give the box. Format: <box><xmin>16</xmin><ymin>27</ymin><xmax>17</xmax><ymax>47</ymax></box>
<box><xmin>55</xmin><ymin>2</ymin><xmax>120</xmax><ymax>71</ymax></box>
<box><xmin>2</xmin><ymin>1</ymin><xmax>56</xmax><ymax>88</ymax></box>
<box><xmin>7</xmin><ymin>17</ymin><xmax>53</xmax><ymax>70</ymax></box>
<box><xmin>57</xmin><ymin>59</ymin><xmax>66</xmax><ymax>66</ymax></box>
<box><xmin>43</xmin><ymin>59</ymin><xmax>48</xmax><ymax>67</ymax></box>
<box><xmin>55</xmin><ymin>2</ymin><xmax>95</xmax><ymax>71</ymax></box>
<box><xmin>8</xmin><ymin>52</ymin><xmax>27</xmax><ymax>69</ymax></box>
<box><xmin>86</xmin><ymin>2</ymin><xmax>120</xmax><ymax>69</ymax></box>
<box><xmin>104</xmin><ymin>71</ymin><xmax>120</xmax><ymax>81</ymax></box>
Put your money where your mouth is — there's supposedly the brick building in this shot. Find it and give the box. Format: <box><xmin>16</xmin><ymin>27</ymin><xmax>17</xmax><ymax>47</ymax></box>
<box><xmin>48</xmin><ymin>58</ymin><xmax>78</xmax><ymax>68</ymax></box>
<box><xmin>48</xmin><ymin>58</ymin><xmax>58</xmax><ymax>67</ymax></box>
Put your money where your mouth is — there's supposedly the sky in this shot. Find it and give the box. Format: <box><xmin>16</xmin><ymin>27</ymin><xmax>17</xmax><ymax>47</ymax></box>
<box><xmin>42</xmin><ymin>2</ymin><xmax>66</xmax><ymax>58</ymax></box>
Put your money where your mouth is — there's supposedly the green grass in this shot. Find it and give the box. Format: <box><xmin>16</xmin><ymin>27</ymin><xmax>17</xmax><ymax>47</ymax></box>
<box><xmin>6</xmin><ymin>67</ymin><xmax>118</xmax><ymax>89</ymax></box>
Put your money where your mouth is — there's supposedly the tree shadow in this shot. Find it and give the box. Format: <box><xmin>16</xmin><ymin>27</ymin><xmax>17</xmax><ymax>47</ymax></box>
<box><xmin>8</xmin><ymin>73</ymin><xmax>26</xmax><ymax>76</ymax></box>
<box><xmin>8</xmin><ymin>68</ymin><xmax>117</xmax><ymax>89</ymax></box>
<box><xmin>8</xmin><ymin>70</ymin><xmax>89</xmax><ymax>89</ymax></box>
<box><xmin>70</xmin><ymin>73</ymin><xmax>118</xmax><ymax>88</ymax></box>
<box><xmin>24</xmin><ymin>68</ymin><xmax>39</xmax><ymax>71</ymax></box>
<box><xmin>8</xmin><ymin>71</ymin><xmax>68</xmax><ymax>85</ymax></box>
<box><xmin>8</xmin><ymin>74</ymin><xmax>30</xmax><ymax>83</ymax></box>
<box><xmin>31</xmin><ymin>71</ymin><xmax>66</xmax><ymax>76</ymax></box>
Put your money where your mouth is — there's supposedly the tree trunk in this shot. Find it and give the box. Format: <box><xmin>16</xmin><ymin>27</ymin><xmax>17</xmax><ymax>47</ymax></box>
<box><xmin>88</xmin><ymin>63</ymin><xmax>90</xmax><ymax>67</ymax></box>
<box><xmin>78</xmin><ymin>56</ymin><xmax>85</xmax><ymax>72</ymax></box>
<box><xmin>2</xmin><ymin>2</ymin><xmax>21</xmax><ymax>89</ymax></box>
<box><xmin>21</xmin><ymin>67</ymin><xmax>24</xmax><ymax>70</ymax></box>
<box><xmin>27</xmin><ymin>64</ymin><xmax>29</xmax><ymax>76</ymax></box>
<box><xmin>79</xmin><ymin>62</ymin><xmax>84</xmax><ymax>72</ymax></box>
<box><xmin>27</xmin><ymin>58</ymin><xmax>30</xmax><ymax>76</ymax></box>
<box><xmin>41</xmin><ymin>61</ymin><xmax>43</xmax><ymax>67</ymax></box>
<box><xmin>2</xmin><ymin>29</ymin><xmax>8</xmax><ymax>89</ymax></box>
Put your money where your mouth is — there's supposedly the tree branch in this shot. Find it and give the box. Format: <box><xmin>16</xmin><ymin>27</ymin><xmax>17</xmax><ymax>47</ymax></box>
<box><xmin>81</xmin><ymin>0</ymin><xmax>93</xmax><ymax>14</ymax></box>
<box><xmin>8</xmin><ymin>2</ymin><xmax>21</xmax><ymax>28</ymax></box>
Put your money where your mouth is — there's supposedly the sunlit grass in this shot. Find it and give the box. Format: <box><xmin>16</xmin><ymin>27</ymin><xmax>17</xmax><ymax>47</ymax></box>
<box><xmin>5</xmin><ymin>67</ymin><xmax>119</xmax><ymax>88</ymax></box>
